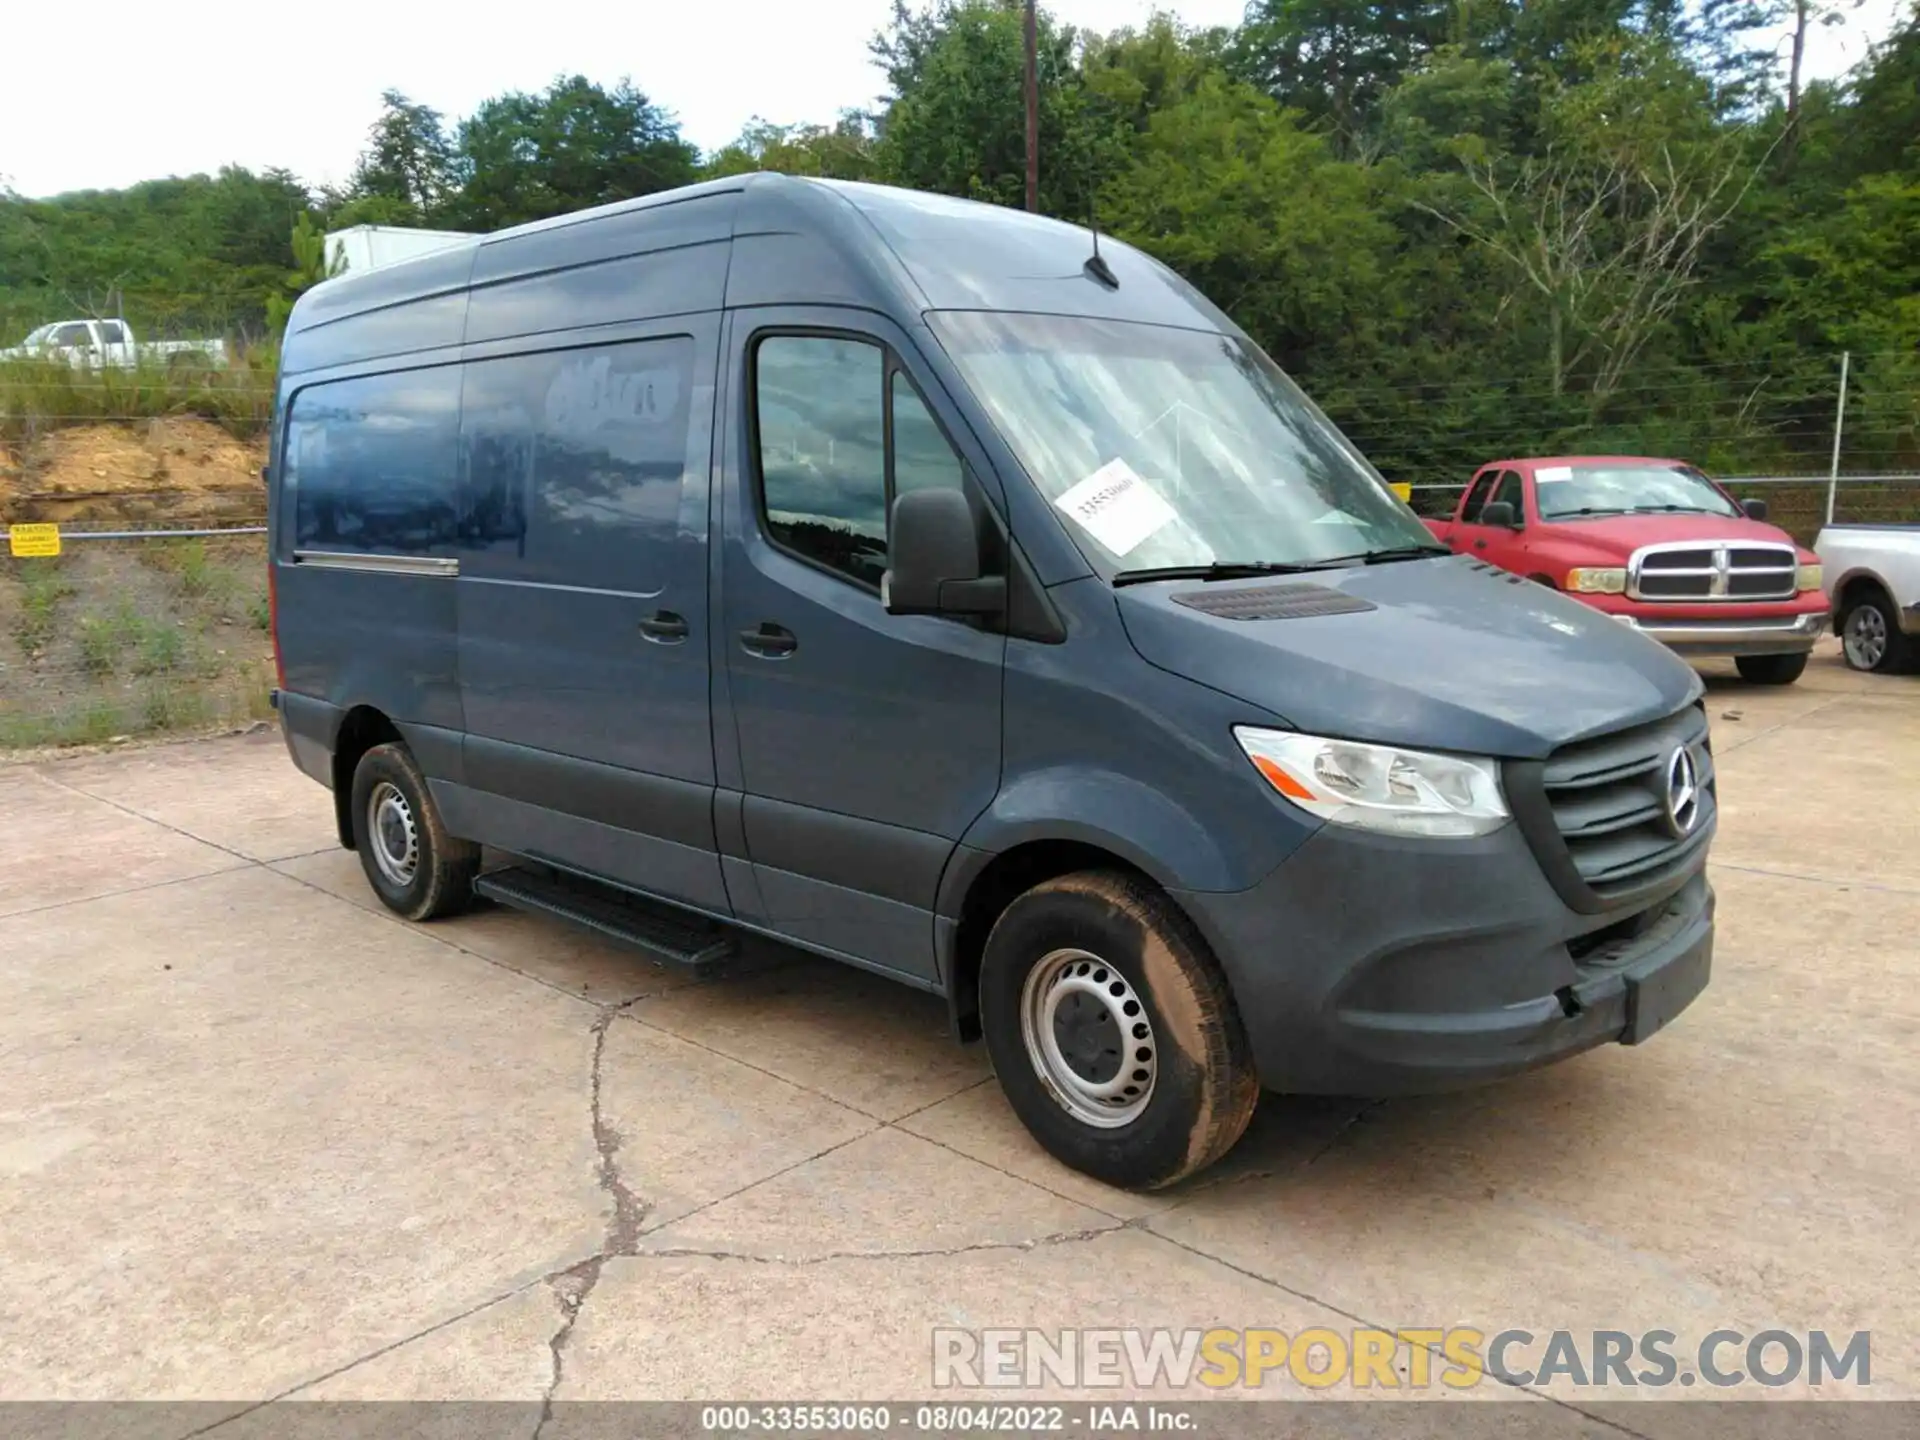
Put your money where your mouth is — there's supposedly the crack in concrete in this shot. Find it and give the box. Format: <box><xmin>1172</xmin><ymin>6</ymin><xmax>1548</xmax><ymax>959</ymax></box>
<box><xmin>632</xmin><ymin>1214</ymin><xmax>1141</xmax><ymax>1269</ymax></box>
<box><xmin>532</xmin><ymin>1003</ymin><xmax>653</xmax><ymax>1438</ymax></box>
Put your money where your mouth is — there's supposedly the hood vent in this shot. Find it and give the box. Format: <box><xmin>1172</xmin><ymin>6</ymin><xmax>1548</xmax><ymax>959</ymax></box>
<box><xmin>1170</xmin><ymin>583</ymin><xmax>1378</xmax><ymax>621</ymax></box>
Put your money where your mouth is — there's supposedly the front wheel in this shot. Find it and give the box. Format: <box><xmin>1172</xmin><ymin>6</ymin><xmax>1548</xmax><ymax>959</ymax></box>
<box><xmin>978</xmin><ymin>869</ymin><xmax>1258</xmax><ymax>1190</ymax></box>
<box><xmin>1734</xmin><ymin>651</ymin><xmax>1809</xmax><ymax>685</ymax></box>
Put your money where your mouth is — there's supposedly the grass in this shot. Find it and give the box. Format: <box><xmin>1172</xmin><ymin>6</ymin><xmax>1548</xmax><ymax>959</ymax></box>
<box><xmin>13</xmin><ymin>566</ymin><xmax>76</xmax><ymax>654</ymax></box>
<box><xmin>0</xmin><ymin>347</ymin><xmax>275</xmax><ymax>446</ymax></box>
<box><xmin>0</xmin><ymin>539</ymin><xmax>272</xmax><ymax>749</ymax></box>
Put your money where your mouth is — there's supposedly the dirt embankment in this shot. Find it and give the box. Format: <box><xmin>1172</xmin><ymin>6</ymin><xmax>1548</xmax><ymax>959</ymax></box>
<box><xmin>0</xmin><ymin>419</ymin><xmax>267</xmax><ymax>527</ymax></box>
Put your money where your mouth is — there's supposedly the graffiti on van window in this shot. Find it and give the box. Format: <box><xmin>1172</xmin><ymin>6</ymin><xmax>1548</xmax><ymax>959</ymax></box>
<box><xmin>544</xmin><ymin>355</ymin><xmax>682</xmax><ymax>436</ymax></box>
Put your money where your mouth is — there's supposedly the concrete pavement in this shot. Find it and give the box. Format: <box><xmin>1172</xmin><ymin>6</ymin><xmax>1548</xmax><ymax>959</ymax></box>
<box><xmin>2</xmin><ymin>641</ymin><xmax>1914</xmax><ymax>1420</ymax></box>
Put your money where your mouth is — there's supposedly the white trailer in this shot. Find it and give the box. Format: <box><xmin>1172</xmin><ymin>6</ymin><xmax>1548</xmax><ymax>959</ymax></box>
<box><xmin>324</xmin><ymin>225</ymin><xmax>479</xmax><ymax>276</ymax></box>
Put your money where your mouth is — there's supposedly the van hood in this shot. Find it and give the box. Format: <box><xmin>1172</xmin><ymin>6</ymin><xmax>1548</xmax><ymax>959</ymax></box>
<box><xmin>1114</xmin><ymin>556</ymin><xmax>1702</xmax><ymax>760</ymax></box>
<box><xmin>1542</xmin><ymin>510</ymin><xmax>1806</xmax><ymax>556</ymax></box>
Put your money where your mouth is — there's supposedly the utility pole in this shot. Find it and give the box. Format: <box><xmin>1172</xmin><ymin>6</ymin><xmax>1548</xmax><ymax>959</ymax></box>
<box><xmin>1825</xmin><ymin>349</ymin><xmax>1850</xmax><ymax>527</ymax></box>
<box><xmin>1024</xmin><ymin>0</ymin><xmax>1039</xmax><ymax>212</ymax></box>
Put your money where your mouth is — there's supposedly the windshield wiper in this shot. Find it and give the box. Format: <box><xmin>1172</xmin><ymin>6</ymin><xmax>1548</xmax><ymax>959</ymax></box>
<box><xmin>1111</xmin><ymin>561</ymin><xmax>1318</xmax><ymax>587</ymax></box>
<box><xmin>1111</xmin><ymin>545</ymin><xmax>1449</xmax><ymax>587</ymax></box>
<box><xmin>1623</xmin><ymin>504</ymin><xmax>1723</xmax><ymax>515</ymax></box>
<box><xmin>1347</xmin><ymin>543</ymin><xmax>1452</xmax><ymax>565</ymax></box>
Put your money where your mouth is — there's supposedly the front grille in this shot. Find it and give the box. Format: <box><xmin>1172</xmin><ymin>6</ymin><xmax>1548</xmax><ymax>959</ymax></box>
<box><xmin>1629</xmin><ymin>542</ymin><xmax>1796</xmax><ymax>602</ymax></box>
<box><xmin>1511</xmin><ymin>706</ymin><xmax>1715</xmax><ymax>912</ymax></box>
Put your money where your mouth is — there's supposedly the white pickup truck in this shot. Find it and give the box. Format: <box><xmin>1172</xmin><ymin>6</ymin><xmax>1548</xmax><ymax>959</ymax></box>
<box><xmin>0</xmin><ymin>319</ymin><xmax>228</xmax><ymax>369</ymax></box>
<box><xmin>1816</xmin><ymin>523</ymin><xmax>1920</xmax><ymax>673</ymax></box>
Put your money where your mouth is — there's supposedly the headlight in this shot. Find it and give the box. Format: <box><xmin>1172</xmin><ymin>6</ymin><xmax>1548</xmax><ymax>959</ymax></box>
<box><xmin>1566</xmin><ymin>567</ymin><xmax>1627</xmax><ymax>594</ymax></box>
<box><xmin>1796</xmin><ymin>562</ymin><xmax>1823</xmax><ymax>593</ymax></box>
<box><xmin>1232</xmin><ymin>727</ymin><xmax>1509</xmax><ymax>838</ymax></box>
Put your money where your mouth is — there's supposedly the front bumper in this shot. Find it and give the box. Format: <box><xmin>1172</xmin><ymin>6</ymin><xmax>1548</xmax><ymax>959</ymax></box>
<box><xmin>1173</xmin><ymin>820</ymin><xmax>1713</xmax><ymax>1097</ymax></box>
<box><xmin>1612</xmin><ymin>609</ymin><xmax>1827</xmax><ymax>657</ymax></box>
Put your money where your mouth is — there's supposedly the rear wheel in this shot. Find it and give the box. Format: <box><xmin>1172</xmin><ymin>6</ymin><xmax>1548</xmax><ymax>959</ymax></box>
<box><xmin>350</xmin><ymin>742</ymin><xmax>479</xmax><ymax>920</ymax></box>
<box><xmin>1734</xmin><ymin>651</ymin><xmax>1809</xmax><ymax>685</ymax></box>
<box><xmin>1839</xmin><ymin>590</ymin><xmax>1910</xmax><ymax>673</ymax></box>
<box><xmin>978</xmin><ymin>869</ymin><xmax>1258</xmax><ymax>1190</ymax></box>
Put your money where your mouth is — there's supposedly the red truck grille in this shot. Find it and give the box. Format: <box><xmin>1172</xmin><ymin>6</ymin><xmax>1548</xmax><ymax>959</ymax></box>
<box><xmin>1628</xmin><ymin>542</ymin><xmax>1797</xmax><ymax>602</ymax></box>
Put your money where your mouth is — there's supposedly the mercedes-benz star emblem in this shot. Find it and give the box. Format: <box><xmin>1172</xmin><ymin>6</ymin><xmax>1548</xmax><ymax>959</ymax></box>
<box><xmin>1663</xmin><ymin>746</ymin><xmax>1700</xmax><ymax>838</ymax></box>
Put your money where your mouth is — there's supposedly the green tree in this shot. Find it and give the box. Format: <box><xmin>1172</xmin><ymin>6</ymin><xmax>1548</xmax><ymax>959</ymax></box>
<box><xmin>704</xmin><ymin>116</ymin><xmax>879</xmax><ymax>181</ymax></box>
<box><xmin>1230</xmin><ymin>0</ymin><xmax>1454</xmax><ymax>148</ymax></box>
<box><xmin>874</xmin><ymin>0</ymin><xmax>1104</xmax><ymax>217</ymax></box>
<box><xmin>265</xmin><ymin>211</ymin><xmax>346</xmax><ymax>334</ymax></box>
<box><xmin>340</xmin><ymin>90</ymin><xmax>456</xmax><ymax>223</ymax></box>
<box><xmin>451</xmin><ymin>76</ymin><xmax>699</xmax><ymax>230</ymax></box>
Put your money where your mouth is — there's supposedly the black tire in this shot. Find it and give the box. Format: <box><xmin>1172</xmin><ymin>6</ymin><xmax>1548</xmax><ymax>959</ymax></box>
<box><xmin>1734</xmin><ymin>651</ymin><xmax>1809</xmax><ymax>685</ymax></box>
<box><xmin>349</xmin><ymin>742</ymin><xmax>479</xmax><ymax>921</ymax></box>
<box><xmin>1837</xmin><ymin>589</ymin><xmax>1911</xmax><ymax>674</ymax></box>
<box><xmin>978</xmin><ymin>869</ymin><xmax>1258</xmax><ymax>1190</ymax></box>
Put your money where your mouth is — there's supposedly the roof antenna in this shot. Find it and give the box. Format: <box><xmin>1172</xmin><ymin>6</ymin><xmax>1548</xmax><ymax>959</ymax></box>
<box><xmin>1083</xmin><ymin>192</ymin><xmax>1118</xmax><ymax>290</ymax></box>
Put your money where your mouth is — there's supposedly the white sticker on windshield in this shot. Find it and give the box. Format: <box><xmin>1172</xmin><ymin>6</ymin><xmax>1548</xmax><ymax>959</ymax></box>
<box><xmin>1536</xmin><ymin>465</ymin><xmax>1574</xmax><ymax>483</ymax></box>
<box><xmin>1052</xmin><ymin>459</ymin><xmax>1178</xmax><ymax>557</ymax></box>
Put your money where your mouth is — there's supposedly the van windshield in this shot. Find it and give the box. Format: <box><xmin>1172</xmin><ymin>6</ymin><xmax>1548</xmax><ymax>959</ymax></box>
<box><xmin>929</xmin><ymin>311</ymin><xmax>1433</xmax><ymax>577</ymax></box>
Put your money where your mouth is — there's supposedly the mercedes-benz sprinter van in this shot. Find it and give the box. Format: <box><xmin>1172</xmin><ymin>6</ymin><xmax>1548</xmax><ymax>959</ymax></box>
<box><xmin>268</xmin><ymin>176</ymin><xmax>1715</xmax><ymax>1189</ymax></box>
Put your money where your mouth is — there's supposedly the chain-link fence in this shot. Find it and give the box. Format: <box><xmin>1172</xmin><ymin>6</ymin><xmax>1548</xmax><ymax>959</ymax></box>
<box><xmin>0</xmin><ymin>525</ymin><xmax>272</xmax><ymax>749</ymax></box>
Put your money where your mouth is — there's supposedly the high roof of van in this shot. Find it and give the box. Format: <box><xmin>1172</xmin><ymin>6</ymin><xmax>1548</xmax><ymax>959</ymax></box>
<box><xmin>280</xmin><ymin>175</ymin><xmax>1235</xmax><ymax>378</ymax></box>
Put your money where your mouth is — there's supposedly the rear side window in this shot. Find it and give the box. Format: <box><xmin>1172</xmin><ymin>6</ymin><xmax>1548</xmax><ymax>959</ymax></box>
<box><xmin>285</xmin><ymin>367</ymin><xmax>463</xmax><ymax>555</ymax></box>
<box><xmin>96</xmin><ymin>321</ymin><xmax>127</xmax><ymax>344</ymax></box>
<box><xmin>753</xmin><ymin>336</ymin><xmax>889</xmax><ymax>586</ymax></box>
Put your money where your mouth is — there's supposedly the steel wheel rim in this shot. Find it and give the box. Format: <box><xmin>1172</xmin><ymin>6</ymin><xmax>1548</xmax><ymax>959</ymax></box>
<box><xmin>1845</xmin><ymin>606</ymin><xmax>1887</xmax><ymax>670</ymax></box>
<box><xmin>369</xmin><ymin>781</ymin><xmax>420</xmax><ymax>887</ymax></box>
<box><xmin>1019</xmin><ymin>948</ymin><xmax>1157</xmax><ymax>1128</ymax></box>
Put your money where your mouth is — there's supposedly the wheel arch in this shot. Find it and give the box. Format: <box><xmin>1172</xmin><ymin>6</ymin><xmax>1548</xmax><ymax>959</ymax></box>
<box><xmin>939</xmin><ymin>837</ymin><xmax>1183</xmax><ymax>1043</ymax></box>
<box><xmin>329</xmin><ymin>705</ymin><xmax>403</xmax><ymax>850</ymax></box>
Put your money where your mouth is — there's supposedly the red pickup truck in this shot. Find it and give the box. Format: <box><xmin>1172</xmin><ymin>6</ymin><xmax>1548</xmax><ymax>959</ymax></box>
<box><xmin>1424</xmin><ymin>456</ymin><xmax>1829</xmax><ymax>684</ymax></box>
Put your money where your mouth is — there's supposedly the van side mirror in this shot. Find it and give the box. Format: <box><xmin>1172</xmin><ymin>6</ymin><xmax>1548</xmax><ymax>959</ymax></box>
<box><xmin>1741</xmin><ymin>498</ymin><xmax>1768</xmax><ymax>521</ymax></box>
<box><xmin>1479</xmin><ymin>500</ymin><xmax>1519</xmax><ymax>528</ymax></box>
<box><xmin>883</xmin><ymin>489</ymin><xmax>1006</xmax><ymax>617</ymax></box>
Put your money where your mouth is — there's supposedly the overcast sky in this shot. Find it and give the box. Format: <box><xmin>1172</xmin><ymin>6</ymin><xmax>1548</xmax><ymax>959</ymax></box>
<box><xmin>2</xmin><ymin>0</ymin><xmax>1906</xmax><ymax>199</ymax></box>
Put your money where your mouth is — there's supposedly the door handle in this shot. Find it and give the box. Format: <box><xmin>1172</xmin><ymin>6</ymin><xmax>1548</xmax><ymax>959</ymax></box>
<box><xmin>1474</xmin><ymin>539</ymin><xmax>1488</xmax><ymax>550</ymax></box>
<box><xmin>738</xmin><ymin>622</ymin><xmax>797</xmax><ymax>658</ymax></box>
<box><xmin>639</xmin><ymin>610</ymin><xmax>689</xmax><ymax>643</ymax></box>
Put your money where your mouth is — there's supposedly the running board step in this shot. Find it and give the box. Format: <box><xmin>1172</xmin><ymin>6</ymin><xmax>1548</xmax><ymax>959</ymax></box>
<box><xmin>475</xmin><ymin>865</ymin><xmax>737</xmax><ymax>971</ymax></box>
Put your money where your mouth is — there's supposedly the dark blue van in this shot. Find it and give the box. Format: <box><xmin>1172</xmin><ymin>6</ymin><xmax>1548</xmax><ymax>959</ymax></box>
<box><xmin>268</xmin><ymin>176</ymin><xmax>1715</xmax><ymax>1188</ymax></box>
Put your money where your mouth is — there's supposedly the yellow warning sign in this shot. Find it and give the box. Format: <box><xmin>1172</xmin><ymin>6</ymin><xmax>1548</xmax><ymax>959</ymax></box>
<box><xmin>7</xmin><ymin>523</ymin><xmax>61</xmax><ymax>558</ymax></box>
<box><xmin>1388</xmin><ymin>482</ymin><xmax>1413</xmax><ymax>502</ymax></box>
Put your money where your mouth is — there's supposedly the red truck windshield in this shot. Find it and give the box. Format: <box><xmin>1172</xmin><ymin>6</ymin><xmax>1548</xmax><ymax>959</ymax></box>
<box><xmin>1534</xmin><ymin>463</ymin><xmax>1741</xmax><ymax>520</ymax></box>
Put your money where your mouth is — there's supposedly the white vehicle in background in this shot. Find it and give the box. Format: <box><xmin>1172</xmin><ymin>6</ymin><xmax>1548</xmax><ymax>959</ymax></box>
<box><xmin>1816</xmin><ymin>523</ymin><xmax>1920</xmax><ymax>673</ymax></box>
<box><xmin>324</xmin><ymin>224</ymin><xmax>478</xmax><ymax>276</ymax></box>
<box><xmin>0</xmin><ymin>318</ymin><xmax>228</xmax><ymax>369</ymax></box>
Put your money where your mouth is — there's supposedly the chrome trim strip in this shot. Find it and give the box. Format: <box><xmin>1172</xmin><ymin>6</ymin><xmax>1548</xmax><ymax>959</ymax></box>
<box><xmin>292</xmin><ymin>550</ymin><xmax>459</xmax><ymax>577</ymax></box>
<box><xmin>1617</xmin><ymin>611</ymin><xmax>1827</xmax><ymax>645</ymax></box>
<box><xmin>1626</xmin><ymin>540</ymin><xmax>1798</xmax><ymax>602</ymax></box>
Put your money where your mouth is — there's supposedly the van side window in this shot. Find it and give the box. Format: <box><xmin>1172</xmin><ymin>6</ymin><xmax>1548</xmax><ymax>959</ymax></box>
<box><xmin>890</xmin><ymin>375</ymin><xmax>965</xmax><ymax>498</ymax></box>
<box><xmin>286</xmin><ymin>367</ymin><xmax>463</xmax><ymax>555</ymax></box>
<box><xmin>458</xmin><ymin>335</ymin><xmax>697</xmax><ymax>588</ymax></box>
<box><xmin>754</xmin><ymin>336</ymin><xmax>889</xmax><ymax>586</ymax></box>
